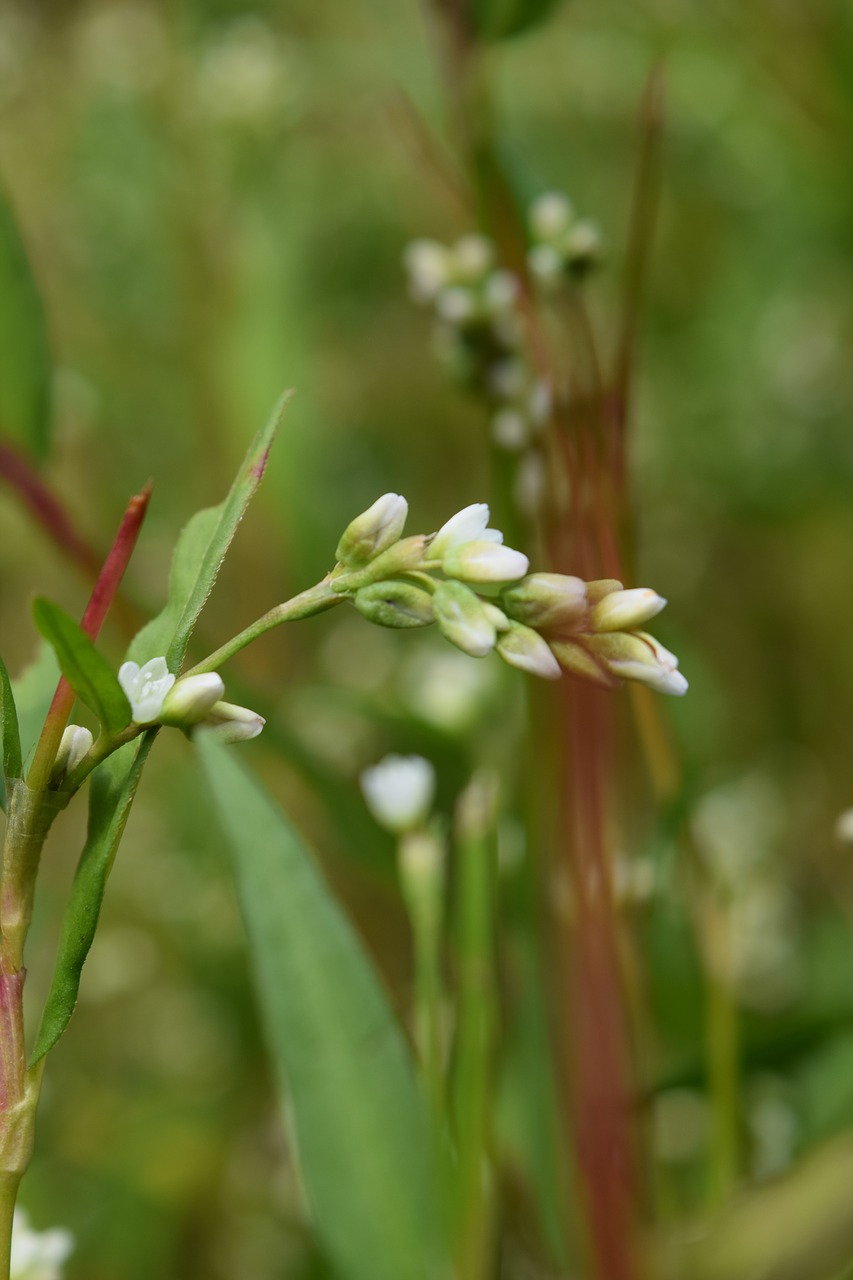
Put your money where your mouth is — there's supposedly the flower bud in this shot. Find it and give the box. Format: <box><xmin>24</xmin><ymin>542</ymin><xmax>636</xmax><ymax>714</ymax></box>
<box><xmin>549</xmin><ymin>638</ymin><xmax>617</xmax><ymax>688</ymax></box>
<box><xmin>501</xmin><ymin>573</ymin><xmax>587</xmax><ymax>630</ymax></box>
<box><xmin>452</xmin><ymin>233</ymin><xmax>494</xmax><ymax>282</ymax></box>
<box><xmin>530</xmin><ymin>191</ymin><xmax>574</xmax><ymax>242</ymax></box>
<box><xmin>496</xmin><ymin>623</ymin><xmax>562</xmax><ymax>680</ymax></box>
<box><xmin>433</xmin><ymin>581</ymin><xmax>497</xmax><ymax>658</ymax></box>
<box><xmin>442</xmin><ymin>540</ymin><xmax>529</xmax><ymax>585</ymax></box>
<box><xmin>335</xmin><ymin>493</ymin><xmax>409</xmax><ymax>568</ymax></box>
<box><xmin>590</xmin><ymin>588</ymin><xmax>667</xmax><ymax>634</ymax></box>
<box><xmin>334</xmin><ymin>535</ymin><xmax>429</xmax><ymax>593</ymax></box>
<box><xmin>398</xmin><ymin>829</ymin><xmax>445</xmax><ymax>932</ymax></box>
<box><xmin>360</xmin><ymin>754</ymin><xmax>436</xmax><ymax>834</ymax></box>
<box><xmin>51</xmin><ymin>725</ymin><xmax>94</xmax><ymax>784</ymax></box>
<box><xmin>198</xmin><ymin>701</ymin><xmax>265</xmax><ymax>743</ymax></box>
<box><xmin>584</xmin><ymin>579</ymin><xmax>624</xmax><ymax>604</ymax></box>
<box><xmin>159</xmin><ymin>672</ymin><xmax>225</xmax><ymax>726</ymax></box>
<box><xmin>586</xmin><ymin>632</ymin><xmax>688</xmax><ymax>696</ymax></box>
<box><xmin>118</xmin><ymin>657</ymin><xmax>176</xmax><ymax>725</ymax></box>
<box><xmin>403</xmin><ymin>239</ymin><xmax>451</xmax><ymax>302</ymax></box>
<box><xmin>354</xmin><ymin>580</ymin><xmax>435</xmax><ymax>629</ymax></box>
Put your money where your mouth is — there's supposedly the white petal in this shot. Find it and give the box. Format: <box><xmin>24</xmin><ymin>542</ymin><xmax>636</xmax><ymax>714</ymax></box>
<box><xmin>431</xmin><ymin>503</ymin><xmax>496</xmax><ymax>557</ymax></box>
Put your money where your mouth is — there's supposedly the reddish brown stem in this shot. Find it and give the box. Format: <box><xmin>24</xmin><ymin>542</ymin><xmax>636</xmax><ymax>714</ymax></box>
<box><xmin>26</xmin><ymin>485</ymin><xmax>152</xmax><ymax>792</ymax></box>
<box><xmin>0</xmin><ymin>442</ymin><xmax>101</xmax><ymax>580</ymax></box>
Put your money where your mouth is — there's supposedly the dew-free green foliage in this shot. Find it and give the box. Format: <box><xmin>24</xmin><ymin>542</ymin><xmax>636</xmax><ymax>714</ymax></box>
<box><xmin>127</xmin><ymin>392</ymin><xmax>290</xmax><ymax>673</ymax></box>
<box><xmin>32</xmin><ymin>599</ymin><xmax>131</xmax><ymax>737</ymax></box>
<box><xmin>0</xmin><ymin>654</ymin><xmax>22</xmax><ymax>812</ymax></box>
<box><xmin>199</xmin><ymin>737</ymin><xmax>447</xmax><ymax>1280</ymax></box>
<box><xmin>0</xmin><ymin>182</ymin><xmax>52</xmax><ymax>459</ymax></box>
<box><xmin>31</xmin><ymin>735</ymin><xmax>155</xmax><ymax>1065</ymax></box>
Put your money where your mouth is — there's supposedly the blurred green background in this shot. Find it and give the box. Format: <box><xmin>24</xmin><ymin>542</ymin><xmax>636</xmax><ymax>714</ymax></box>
<box><xmin>3</xmin><ymin>0</ymin><xmax>853</xmax><ymax>1276</ymax></box>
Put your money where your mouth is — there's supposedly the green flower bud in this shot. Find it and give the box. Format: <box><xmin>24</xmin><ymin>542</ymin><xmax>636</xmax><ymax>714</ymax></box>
<box><xmin>354</xmin><ymin>580</ymin><xmax>435</xmax><ymax>629</ymax></box>
<box><xmin>501</xmin><ymin>573</ymin><xmax>587</xmax><ymax>630</ymax></box>
<box><xmin>586</xmin><ymin>632</ymin><xmax>687</xmax><ymax>696</ymax></box>
<box><xmin>496</xmin><ymin>623</ymin><xmax>562</xmax><ymax>680</ymax></box>
<box><xmin>590</xmin><ymin>588</ymin><xmax>667</xmax><ymax>634</ymax></box>
<box><xmin>333</xmin><ymin>536</ymin><xmax>429</xmax><ymax>593</ymax></box>
<box><xmin>584</xmin><ymin>579</ymin><xmax>624</xmax><ymax>605</ymax></box>
<box><xmin>335</xmin><ymin>493</ymin><xmax>408</xmax><ymax>568</ymax></box>
<box><xmin>198</xmin><ymin>701</ymin><xmax>265</xmax><ymax>743</ymax></box>
<box><xmin>51</xmin><ymin>724</ymin><xmax>94</xmax><ymax>784</ymax></box>
<box><xmin>433</xmin><ymin>580</ymin><xmax>497</xmax><ymax>658</ymax></box>
<box><xmin>549</xmin><ymin>638</ymin><xmax>616</xmax><ymax>688</ymax></box>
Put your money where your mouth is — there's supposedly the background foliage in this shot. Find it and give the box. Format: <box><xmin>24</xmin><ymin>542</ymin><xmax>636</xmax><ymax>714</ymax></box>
<box><xmin>2</xmin><ymin>1</ymin><xmax>853</xmax><ymax>1277</ymax></box>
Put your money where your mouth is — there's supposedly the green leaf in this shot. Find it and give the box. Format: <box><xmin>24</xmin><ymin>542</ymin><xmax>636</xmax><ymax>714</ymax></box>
<box><xmin>0</xmin><ymin>653</ymin><xmax>23</xmax><ymax>811</ymax></box>
<box><xmin>198</xmin><ymin>738</ymin><xmax>446</xmax><ymax>1280</ymax></box>
<box><xmin>127</xmin><ymin>392</ymin><xmax>289</xmax><ymax>673</ymax></box>
<box><xmin>0</xmin><ymin>179</ymin><xmax>52</xmax><ymax>458</ymax></box>
<box><xmin>469</xmin><ymin>0</ymin><xmax>563</xmax><ymax>40</ymax></box>
<box><xmin>11</xmin><ymin>641</ymin><xmax>59</xmax><ymax>767</ymax></box>
<box><xmin>30</xmin><ymin>734</ymin><xmax>154</xmax><ymax>1065</ymax></box>
<box><xmin>33</xmin><ymin>599</ymin><xmax>131</xmax><ymax>736</ymax></box>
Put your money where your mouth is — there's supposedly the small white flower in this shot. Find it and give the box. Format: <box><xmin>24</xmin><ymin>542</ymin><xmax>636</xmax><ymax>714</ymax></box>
<box><xmin>528</xmin><ymin>242</ymin><xmax>563</xmax><ymax>285</ymax></box>
<box><xmin>11</xmin><ymin>1208</ymin><xmax>73</xmax><ymax>1280</ymax></box>
<box><xmin>360</xmin><ymin>754</ymin><xmax>436</xmax><ymax>834</ymax></box>
<box><xmin>436</xmin><ymin>286</ymin><xmax>477</xmax><ymax>325</ymax></box>
<box><xmin>491</xmin><ymin>408</ymin><xmax>529</xmax><ymax>451</ymax></box>
<box><xmin>483</xmin><ymin>269</ymin><xmax>519</xmax><ymax>315</ymax></box>
<box><xmin>530</xmin><ymin>191</ymin><xmax>574</xmax><ymax>242</ymax></box>
<box><xmin>430</xmin><ymin>503</ymin><xmax>503</xmax><ymax>559</ymax></box>
<box><xmin>403</xmin><ymin>238</ymin><xmax>451</xmax><ymax>302</ymax></box>
<box><xmin>452</xmin><ymin>233</ymin><xmax>494</xmax><ymax>282</ymax></box>
<box><xmin>118</xmin><ymin>657</ymin><xmax>176</xmax><ymax>724</ymax></box>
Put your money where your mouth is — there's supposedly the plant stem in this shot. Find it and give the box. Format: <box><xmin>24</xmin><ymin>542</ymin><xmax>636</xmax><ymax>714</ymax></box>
<box><xmin>184</xmin><ymin>580</ymin><xmax>342</xmax><ymax>676</ymax></box>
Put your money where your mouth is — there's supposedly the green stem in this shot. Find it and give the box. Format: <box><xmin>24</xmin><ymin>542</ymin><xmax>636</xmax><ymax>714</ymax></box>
<box><xmin>184</xmin><ymin>580</ymin><xmax>342</xmax><ymax>676</ymax></box>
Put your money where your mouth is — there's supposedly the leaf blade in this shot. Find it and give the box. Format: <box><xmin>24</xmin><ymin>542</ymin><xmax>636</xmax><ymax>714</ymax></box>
<box><xmin>33</xmin><ymin>598</ymin><xmax>131</xmax><ymax>736</ymax></box>
<box><xmin>0</xmin><ymin>653</ymin><xmax>22</xmax><ymax>811</ymax></box>
<box><xmin>30</xmin><ymin>734</ymin><xmax>154</xmax><ymax>1065</ymax></box>
<box><xmin>127</xmin><ymin>392</ymin><xmax>289</xmax><ymax>673</ymax></box>
<box><xmin>198</xmin><ymin>738</ymin><xmax>446</xmax><ymax>1280</ymax></box>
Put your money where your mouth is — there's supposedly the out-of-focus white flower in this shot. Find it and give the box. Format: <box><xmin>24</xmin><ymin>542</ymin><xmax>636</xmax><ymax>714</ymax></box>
<box><xmin>360</xmin><ymin>754</ymin><xmax>436</xmax><ymax>834</ymax></box>
<box><xmin>530</xmin><ymin>191</ymin><xmax>574</xmax><ymax>242</ymax></box>
<box><xmin>11</xmin><ymin>1208</ymin><xmax>73</xmax><ymax>1280</ymax></box>
<box><xmin>51</xmin><ymin>725</ymin><xmax>94</xmax><ymax>783</ymax></box>
<box><xmin>404</xmin><ymin>239</ymin><xmax>452</xmax><ymax>302</ymax></box>
<box><xmin>528</xmin><ymin>243</ymin><xmax>563</xmax><ymax>285</ymax></box>
<box><xmin>436</xmin><ymin>286</ymin><xmax>477</xmax><ymax>325</ymax></box>
<box><xmin>836</xmin><ymin>808</ymin><xmax>853</xmax><ymax>843</ymax></box>
<box><xmin>490</xmin><ymin>408</ymin><xmax>529</xmax><ymax>451</ymax></box>
<box><xmin>160</xmin><ymin>673</ymin><xmax>225</xmax><ymax>727</ymax></box>
<box><xmin>452</xmin><ymin>234</ymin><xmax>494</xmax><ymax>281</ymax></box>
<box><xmin>483</xmin><ymin>269</ymin><xmax>519</xmax><ymax>314</ymax></box>
<box><xmin>118</xmin><ymin>657</ymin><xmax>176</xmax><ymax>724</ymax></box>
<box><xmin>514</xmin><ymin>450</ymin><xmax>547</xmax><ymax>517</ymax></box>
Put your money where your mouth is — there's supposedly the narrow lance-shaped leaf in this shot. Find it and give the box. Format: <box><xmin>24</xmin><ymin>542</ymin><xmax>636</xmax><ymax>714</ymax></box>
<box><xmin>33</xmin><ymin>598</ymin><xmax>131</xmax><ymax>737</ymax></box>
<box><xmin>127</xmin><ymin>391</ymin><xmax>290</xmax><ymax>673</ymax></box>
<box><xmin>198</xmin><ymin>738</ymin><xmax>447</xmax><ymax>1280</ymax></box>
<box><xmin>30</xmin><ymin>734</ymin><xmax>154</xmax><ymax>1065</ymax></box>
<box><xmin>0</xmin><ymin>179</ymin><xmax>52</xmax><ymax>459</ymax></box>
<box><xmin>0</xmin><ymin>653</ymin><xmax>23</xmax><ymax>812</ymax></box>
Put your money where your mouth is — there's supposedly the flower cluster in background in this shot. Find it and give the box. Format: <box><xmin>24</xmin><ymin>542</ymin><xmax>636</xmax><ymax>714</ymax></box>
<box><xmin>11</xmin><ymin>1209</ymin><xmax>73</xmax><ymax>1280</ymax></box>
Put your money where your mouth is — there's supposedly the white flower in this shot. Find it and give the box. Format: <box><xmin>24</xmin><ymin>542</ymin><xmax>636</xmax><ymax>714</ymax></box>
<box><xmin>442</xmin><ymin>540</ymin><xmax>530</xmax><ymax>584</ymax></box>
<box><xmin>490</xmin><ymin>408</ymin><xmax>529</xmax><ymax>451</ymax></box>
<box><xmin>483</xmin><ymin>269</ymin><xmax>519</xmax><ymax>315</ymax></box>
<box><xmin>360</xmin><ymin>754</ymin><xmax>436</xmax><ymax>834</ymax></box>
<box><xmin>436</xmin><ymin>286</ymin><xmax>476</xmax><ymax>325</ymax></box>
<box><xmin>403</xmin><ymin>239</ymin><xmax>451</xmax><ymax>302</ymax></box>
<box><xmin>11</xmin><ymin>1208</ymin><xmax>73</xmax><ymax>1280</ymax></box>
<box><xmin>429</xmin><ymin>503</ymin><xmax>503</xmax><ymax>559</ymax></box>
<box><xmin>159</xmin><ymin>672</ymin><xmax>226</xmax><ymax>726</ymax></box>
<box><xmin>528</xmin><ymin>243</ymin><xmax>563</xmax><ymax>285</ymax></box>
<box><xmin>452</xmin><ymin>234</ymin><xmax>494</xmax><ymax>282</ymax></box>
<box><xmin>530</xmin><ymin>191</ymin><xmax>574</xmax><ymax>242</ymax></box>
<box><xmin>118</xmin><ymin>657</ymin><xmax>176</xmax><ymax>724</ymax></box>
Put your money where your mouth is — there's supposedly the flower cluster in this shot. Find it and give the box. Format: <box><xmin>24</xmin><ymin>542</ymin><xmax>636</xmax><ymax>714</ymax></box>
<box><xmin>11</xmin><ymin>1209</ymin><xmax>73</xmax><ymax>1280</ymax></box>
<box><xmin>527</xmin><ymin>191</ymin><xmax>602</xmax><ymax>289</ymax></box>
<box><xmin>117</xmin><ymin>659</ymin><xmax>264</xmax><ymax>741</ymax></box>
<box><xmin>331</xmin><ymin>496</ymin><xmax>687</xmax><ymax>696</ymax></box>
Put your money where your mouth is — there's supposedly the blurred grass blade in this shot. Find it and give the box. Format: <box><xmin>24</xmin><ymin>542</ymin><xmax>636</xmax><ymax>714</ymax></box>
<box><xmin>198</xmin><ymin>738</ymin><xmax>446</xmax><ymax>1280</ymax></box>
<box><xmin>127</xmin><ymin>392</ymin><xmax>290</xmax><ymax>673</ymax></box>
<box><xmin>33</xmin><ymin>598</ymin><xmax>131</xmax><ymax>736</ymax></box>
<box><xmin>469</xmin><ymin>0</ymin><xmax>563</xmax><ymax>41</ymax></box>
<box><xmin>0</xmin><ymin>654</ymin><xmax>23</xmax><ymax>811</ymax></box>
<box><xmin>0</xmin><ymin>180</ymin><xmax>52</xmax><ymax>459</ymax></box>
<box><xmin>30</xmin><ymin>735</ymin><xmax>155</xmax><ymax>1066</ymax></box>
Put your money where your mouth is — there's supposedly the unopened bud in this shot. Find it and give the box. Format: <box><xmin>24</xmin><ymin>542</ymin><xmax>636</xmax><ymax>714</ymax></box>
<box><xmin>442</xmin><ymin>540</ymin><xmax>529</xmax><ymax>585</ymax></box>
<box><xmin>590</xmin><ymin>588</ymin><xmax>667</xmax><ymax>633</ymax></box>
<box><xmin>549</xmin><ymin>638</ymin><xmax>617</xmax><ymax>688</ymax></box>
<box><xmin>501</xmin><ymin>573</ymin><xmax>587</xmax><ymax>630</ymax></box>
<box><xmin>433</xmin><ymin>581</ymin><xmax>497</xmax><ymax>658</ymax></box>
<box><xmin>354</xmin><ymin>580</ymin><xmax>435</xmax><ymax>629</ymax></box>
<box><xmin>530</xmin><ymin>191</ymin><xmax>574</xmax><ymax>242</ymax></box>
<box><xmin>587</xmin><ymin>632</ymin><xmax>688</xmax><ymax>696</ymax></box>
<box><xmin>496</xmin><ymin>623</ymin><xmax>562</xmax><ymax>680</ymax></box>
<box><xmin>404</xmin><ymin>239</ymin><xmax>451</xmax><ymax>303</ymax></box>
<box><xmin>361</xmin><ymin>754</ymin><xmax>436</xmax><ymax>834</ymax></box>
<box><xmin>398</xmin><ymin>829</ymin><xmax>445</xmax><ymax>931</ymax></box>
<box><xmin>198</xmin><ymin>701</ymin><xmax>265</xmax><ymax>743</ymax></box>
<box><xmin>160</xmin><ymin>672</ymin><xmax>225</xmax><ymax>726</ymax></box>
<box><xmin>584</xmin><ymin>579</ymin><xmax>624</xmax><ymax>604</ymax></box>
<box><xmin>335</xmin><ymin>493</ymin><xmax>409</xmax><ymax>568</ymax></box>
<box><xmin>333</xmin><ymin>536</ymin><xmax>429</xmax><ymax>593</ymax></box>
<box><xmin>51</xmin><ymin>725</ymin><xmax>94</xmax><ymax>783</ymax></box>
<box><xmin>452</xmin><ymin>234</ymin><xmax>494</xmax><ymax>282</ymax></box>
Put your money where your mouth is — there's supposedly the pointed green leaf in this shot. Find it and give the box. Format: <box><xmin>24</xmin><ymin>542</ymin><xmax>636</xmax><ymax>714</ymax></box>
<box><xmin>30</xmin><ymin>734</ymin><xmax>154</xmax><ymax>1065</ymax></box>
<box><xmin>198</xmin><ymin>738</ymin><xmax>446</xmax><ymax>1280</ymax></box>
<box><xmin>11</xmin><ymin>641</ymin><xmax>59</xmax><ymax>767</ymax></box>
<box><xmin>0</xmin><ymin>653</ymin><xmax>22</xmax><ymax>810</ymax></box>
<box><xmin>33</xmin><ymin>598</ymin><xmax>130</xmax><ymax>735</ymax></box>
<box><xmin>0</xmin><ymin>179</ymin><xmax>52</xmax><ymax>458</ymax></box>
<box><xmin>127</xmin><ymin>392</ymin><xmax>289</xmax><ymax>673</ymax></box>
